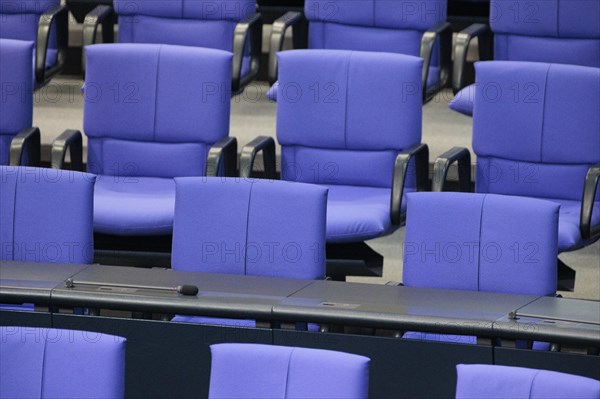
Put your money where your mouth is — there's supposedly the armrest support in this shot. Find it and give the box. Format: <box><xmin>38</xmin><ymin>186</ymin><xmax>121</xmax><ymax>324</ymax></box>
<box><xmin>240</xmin><ymin>136</ymin><xmax>276</xmax><ymax>179</ymax></box>
<box><xmin>232</xmin><ymin>12</ymin><xmax>262</xmax><ymax>93</ymax></box>
<box><xmin>580</xmin><ymin>163</ymin><xmax>600</xmax><ymax>241</ymax></box>
<box><xmin>420</xmin><ymin>22</ymin><xmax>452</xmax><ymax>102</ymax></box>
<box><xmin>268</xmin><ymin>11</ymin><xmax>304</xmax><ymax>85</ymax></box>
<box><xmin>36</xmin><ymin>4</ymin><xmax>68</xmax><ymax>85</ymax></box>
<box><xmin>391</xmin><ymin>143</ymin><xmax>429</xmax><ymax>225</ymax></box>
<box><xmin>51</xmin><ymin>130</ymin><xmax>84</xmax><ymax>171</ymax></box>
<box><xmin>452</xmin><ymin>23</ymin><xmax>492</xmax><ymax>94</ymax></box>
<box><xmin>206</xmin><ymin>137</ymin><xmax>238</xmax><ymax>177</ymax></box>
<box><xmin>9</xmin><ymin>127</ymin><xmax>41</xmax><ymax>166</ymax></box>
<box><xmin>82</xmin><ymin>5</ymin><xmax>115</xmax><ymax>76</ymax></box>
<box><xmin>432</xmin><ymin>147</ymin><xmax>472</xmax><ymax>192</ymax></box>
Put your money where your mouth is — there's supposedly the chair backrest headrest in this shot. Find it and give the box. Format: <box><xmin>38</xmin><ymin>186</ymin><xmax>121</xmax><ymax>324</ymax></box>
<box><xmin>0</xmin><ymin>166</ymin><xmax>96</xmax><ymax>264</ymax></box>
<box><xmin>0</xmin><ymin>39</ymin><xmax>34</xmax><ymax>165</ymax></box>
<box><xmin>0</xmin><ymin>326</ymin><xmax>126</xmax><ymax>398</ymax></box>
<box><xmin>403</xmin><ymin>192</ymin><xmax>559</xmax><ymax>296</ymax></box>
<box><xmin>456</xmin><ymin>364</ymin><xmax>600</xmax><ymax>399</ymax></box>
<box><xmin>209</xmin><ymin>344</ymin><xmax>370</xmax><ymax>399</ymax></box>
<box><xmin>491</xmin><ymin>0</ymin><xmax>600</xmax><ymax>39</ymax></box>
<box><xmin>472</xmin><ymin>61</ymin><xmax>600</xmax><ymax>200</ymax></box>
<box><xmin>305</xmin><ymin>0</ymin><xmax>446</xmax><ymax>31</ymax></box>
<box><xmin>114</xmin><ymin>0</ymin><xmax>255</xmax><ymax>21</ymax></box>
<box><xmin>277</xmin><ymin>50</ymin><xmax>422</xmax><ymax>188</ymax></box>
<box><xmin>172</xmin><ymin>177</ymin><xmax>328</xmax><ymax>280</ymax></box>
<box><xmin>83</xmin><ymin>44</ymin><xmax>231</xmax><ymax>177</ymax></box>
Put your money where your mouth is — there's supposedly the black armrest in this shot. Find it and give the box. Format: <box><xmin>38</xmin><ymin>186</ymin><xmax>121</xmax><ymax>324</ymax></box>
<box><xmin>420</xmin><ymin>22</ymin><xmax>452</xmax><ymax>103</ymax></box>
<box><xmin>580</xmin><ymin>163</ymin><xmax>600</xmax><ymax>241</ymax></box>
<box><xmin>240</xmin><ymin>136</ymin><xmax>276</xmax><ymax>179</ymax></box>
<box><xmin>391</xmin><ymin>143</ymin><xmax>429</xmax><ymax>225</ymax></box>
<box><xmin>452</xmin><ymin>23</ymin><xmax>493</xmax><ymax>94</ymax></box>
<box><xmin>9</xmin><ymin>127</ymin><xmax>41</xmax><ymax>166</ymax></box>
<box><xmin>268</xmin><ymin>11</ymin><xmax>305</xmax><ymax>85</ymax></box>
<box><xmin>206</xmin><ymin>137</ymin><xmax>238</xmax><ymax>177</ymax></box>
<box><xmin>432</xmin><ymin>147</ymin><xmax>472</xmax><ymax>192</ymax></box>
<box><xmin>51</xmin><ymin>130</ymin><xmax>84</xmax><ymax>171</ymax></box>
<box><xmin>36</xmin><ymin>4</ymin><xmax>68</xmax><ymax>85</ymax></box>
<box><xmin>232</xmin><ymin>13</ymin><xmax>263</xmax><ymax>93</ymax></box>
<box><xmin>82</xmin><ymin>5</ymin><xmax>115</xmax><ymax>76</ymax></box>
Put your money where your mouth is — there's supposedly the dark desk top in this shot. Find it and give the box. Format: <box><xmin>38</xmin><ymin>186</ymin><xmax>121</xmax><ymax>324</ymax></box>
<box><xmin>514</xmin><ymin>297</ymin><xmax>600</xmax><ymax>325</ymax></box>
<box><xmin>51</xmin><ymin>265</ymin><xmax>312</xmax><ymax>318</ymax></box>
<box><xmin>0</xmin><ymin>261</ymin><xmax>90</xmax><ymax>304</ymax></box>
<box><xmin>272</xmin><ymin>280</ymin><xmax>538</xmax><ymax>335</ymax></box>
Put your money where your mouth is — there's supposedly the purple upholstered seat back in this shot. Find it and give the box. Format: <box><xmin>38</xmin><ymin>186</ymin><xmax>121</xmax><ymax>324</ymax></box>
<box><xmin>0</xmin><ymin>39</ymin><xmax>34</xmax><ymax>165</ymax></box>
<box><xmin>0</xmin><ymin>166</ymin><xmax>96</xmax><ymax>264</ymax></box>
<box><xmin>209</xmin><ymin>343</ymin><xmax>370</xmax><ymax>399</ymax></box>
<box><xmin>83</xmin><ymin>44</ymin><xmax>231</xmax><ymax>178</ymax></box>
<box><xmin>491</xmin><ymin>0</ymin><xmax>600</xmax><ymax>68</ymax></box>
<box><xmin>472</xmin><ymin>61</ymin><xmax>600</xmax><ymax>201</ymax></box>
<box><xmin>403</xmin><ymin>192</ymin><xmax>559</xmax><ymax>296</ymax></box>
<box><xmin>0</xmin><ymin>0</ymin><xmax>58</xmax><ymax>52</ymax></box>
<box><xmin>456</xmin><ymin>364</ymin><xmax>600</xmax><ymax>399</ymax></box>
<box><xmin>0</xmin><ymin>326</ymin><xmax>126</xmax><ymax>399</ymax></box>
<box><xmin>114</xmin><ymin>0</ymin><xmax>254</xmax><ymax>52</ymax></box>
<box><xmin>172</xmin><ymin>177</ymin><xmax>327</xmax><ymax>279</ymax></box>
<box><xmin>277</xmin><ymin>50</ymin><xmax>422</xmax><ymax>188</ymax></box>
<box><xmin>305</xmin><ymin>0</ymin><xmax>445</xmax><ymax>66</ymax></box>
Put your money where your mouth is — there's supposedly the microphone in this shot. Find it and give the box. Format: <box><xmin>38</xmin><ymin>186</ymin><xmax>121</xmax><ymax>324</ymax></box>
<box><xmin>64</xmin><ymin>278</ymin><xmax>199</xmax><ymax>297</ymax></box>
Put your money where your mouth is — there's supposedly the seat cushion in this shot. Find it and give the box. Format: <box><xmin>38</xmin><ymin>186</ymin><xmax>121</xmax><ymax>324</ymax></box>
<box><xmin>449</xmin><ymin>84</ymin><xmax>475</xmax><ymax>116</ymax></box>
<box><xmin>554</xmin><ymin>198</ymin><xmax>600</xmax><ymax>252</ymax></box>
<box><xmin>93</xmin><ymin>176</ymin><xmax>175</xmax><ymax>235</ymax></box>
<box><xmin>325</xmin><ymin>185</ymin><xmax>407</xmax><ymax>243</ymax></box>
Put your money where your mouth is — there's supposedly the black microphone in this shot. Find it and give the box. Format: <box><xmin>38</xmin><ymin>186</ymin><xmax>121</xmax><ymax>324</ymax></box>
<box><xmin>65</xmin><ymin>278</ymin><xmax>199</xmax><ymax>297</ymax></box>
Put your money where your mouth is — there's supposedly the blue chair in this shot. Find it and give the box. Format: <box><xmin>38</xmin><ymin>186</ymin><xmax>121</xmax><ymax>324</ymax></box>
<box><xmin>0</xmin><ymin>0</ymin><xmax>68</xmax><ymax>87</ymax></box>
<box><xmin>402</xmin><ymin>192</ymin><xmax>558</xmax><ymax>346</ymax></box>
<box><xmin>82</xmin><ymin>0</ymin><xmax>261</xmax><ymax>92</ymax></box>
<box><xmin>455</xmin><ymin>364</ymin><xmax>600</xmax><ymax>399</ymax></box>
<box><xmin>0</xmin><ymin>39</ymin><xmax>39</xmax><ymax>166</ymax></box>
<box><xmin>171</xmin><ymin>177</ymin><xmax>327</xmax><ymax>326</ymax></box>
<box><xmin>450</xmin><ymin>0</ymin><xmax>600</xmax><ymax>115</ymax></box>
<box><xmin>0</xmin><ymin>326</ymin><xmax>125</xmax><ymax>398</ymax></box>
<box><xmin>208</xmin><ymin>344</ymin><xmax>370</xmax><ymax>399</ymax></box>
<box><xmin>242</xmin><ymin>50</ymin><xmax>429</xmax><ymax>278</ymax></box>
<box><xmin>268</xmin><ymin>0</ymin><xmax>451</xmax><ymax>102</ymax></box>
<box><xmin>51</xmin><ymin>44</ymin><xmax>237</xmax><ymax>238</ymax></box>
<box><xmin>435</xmin><ymin>61</ymin><xmax>600</xmax><ymax>290</ymax></box>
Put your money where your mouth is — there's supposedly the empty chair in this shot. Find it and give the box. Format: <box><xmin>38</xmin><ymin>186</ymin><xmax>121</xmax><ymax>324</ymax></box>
<box><xmin>0</xmin><ymin>326</ymin><xmax>126</xmax><ymax>398</ymax></box>
<box><xmin>82</xmin><ymin>0</ymin><xmax>261</xmax><ymax>92</ymax></box>
<box><xmin>455</xmin><ymin>364</ymin><xmax>600</xmax><ymax>399</ymax></box>
<box><xmin>0</xmin><ymin>39</ymin><xmax>39</xmax><ymax>166</ymax></box>
<box><xmin>268</xmin><ymin>0</ymin><xmax>451</xmax><ymax>102</ymax></box>
<box><xmin>171</xmin><ymin>177</ymin><xmax>327</xmax><ymax>325</ymax></box>
<box><xmin>450</xmin><ymin>0</ymin><xmax>600</xmax><ymax>115</ymax></box>
<box><xmin>402</xmin><ymin>192</ymin><xmax>558</xmax><ymax>345</ymax></box>
<box><xmin>51</xmin><ymin>44</ymin><xmax>236</xmax><ymax>238</ymax></box>
<box><xmin>242</xmin><ymin>50</ymin><xmax>429</xmax><ymax>278</ymax></box>
<box><xmin>0</xmin><ymin>0</ymin><xmax>67</xmax><ymax>87</ymax></box>
<box><xmin>435</xmin><ymin>61</ymin><xmax>600</xmax><ymax>290</ymax></box>
<box><xmin>209</xmin><ymin>343</ymin><xmax>370</xmax><ymax>399</ymax></box>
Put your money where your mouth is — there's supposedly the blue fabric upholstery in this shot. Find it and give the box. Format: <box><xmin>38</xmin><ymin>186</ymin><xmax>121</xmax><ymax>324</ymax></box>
<box><xmin>0</xmin><ymin>326</ymin><xmax>126</xmax><ymax>398</ymax></box>
<box><xmin>172</xmin><ymin>177</ymin><xmax>327</xmax><ymax>279</ymax></box>
<box><xmin>276</xmin><ymin>50</ymin><xmax>422</xmax><ymax>242</ymax></box>
<box><xmin>450</xmin><ymin>0</ymin><xmax>600</xmax><ymax>116</ymax></box>
<box><xmin>0</xmin><ymin>166</ymin><xmax>96</xmax><ymax>264</ymax></box>
<box><xmin>473</xmin><ymin>61</ymin><xmax>600</xmax><ymax>252</ymax></box>
<box><xmin>83</xmin><ymin>44</ymin><xmax>232</xmax><ymax>235</ymax></box>
<box><xmin>402</xmin><ymin>192</ymin><xmax>559</xmax><ymax>343</ymax></box>
<box><xmin>208</xmin><ymin>343</ymin><xmax>370</xmax><ymax>399</ymax></box>
<box><xmin>0</xmin><ymin>39</ymin><xmax>34</xmax><ymax>165</ymax></box>
<box><xmin>455</xmin><ymin>364</ymin><xmax>600</xmax><ymax>399</ymax></box>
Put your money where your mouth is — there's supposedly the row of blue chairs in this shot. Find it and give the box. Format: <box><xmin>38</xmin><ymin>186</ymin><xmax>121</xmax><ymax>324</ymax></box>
<box><xmin>1</xmin><ymin>326</ymin><xmax>598</xmax><ymax>399</ymax></box>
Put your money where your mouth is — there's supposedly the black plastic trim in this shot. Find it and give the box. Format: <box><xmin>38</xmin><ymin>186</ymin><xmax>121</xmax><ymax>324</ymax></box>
<box><xmin>206</xmin><ymin>137</ymin><xmax>238</xmax><ymax>177</ymax></box>
<box><xmin>432</xmin><ymin>146</ymin><xmax>472</xmax><ymax>192</ymax></box>
<box><xmin>420</xmin><ymin>22</ymin><xmax>452</xmax><ymax>103</ymax></box>
<box><xmin>232</xmin><ymin>12</ymin><xmax>263</xmax><ymax>93</ymax></box>
<box><xmin>239</xmin><ymin>136</ymin><xmax>276</xmax><ymax>179</ymax></box>
<box><xmin>452</xmin><ymin>23</ymin><xmax>493</xmax><ymax>94</ymax></box>
<box><xmin>81</xmin><ymin>5</ymin><xmax>115</xmax><ymax>76</ymax></box>
<box><xmin>267</xmin><ymin>11</ymin><xmax>305</xmax><ymax>84</ymax></box>
<box><xmin>580</xmin><ymin>163</ymin><xmax>600</xmax><ymax>241</ymax></box>
<box><xmin>36</xmin><ymin>4</ymin><xmax>68</xmax><ymax>85</ymax></box>
<box><xmin>391</xmin><ymin>143</ymin><xmax>430</xmax><ymax>225</ymax></box>
<box><xmin>51</xmin><ymin>130</ymin><xmax>84</xmax><ymax>171</ymax></box>
<box><xmin>9</xmin><ymin>127</ymin><xmax>41</xmax><ymax>166</ymax></box>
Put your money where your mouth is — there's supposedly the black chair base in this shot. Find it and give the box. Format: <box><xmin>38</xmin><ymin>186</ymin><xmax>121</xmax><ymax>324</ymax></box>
<box><xmin>326</xmin><ymin>242</ymin><xmax>383</xmax><ymax>281</ymax></box>
<box><xmin>557</xmin><ymin>258</ymin><xmax>576</xmax><ymax>292</ymax></box>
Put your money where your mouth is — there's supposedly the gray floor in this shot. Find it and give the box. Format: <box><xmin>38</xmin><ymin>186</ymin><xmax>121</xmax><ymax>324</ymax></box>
<box><xmin>34</xmin><ymin>77</ymin><xmax>599</xmax><ymax>300</ymax></box>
